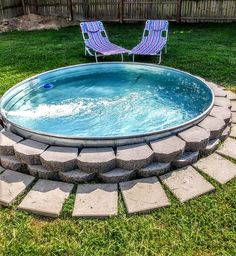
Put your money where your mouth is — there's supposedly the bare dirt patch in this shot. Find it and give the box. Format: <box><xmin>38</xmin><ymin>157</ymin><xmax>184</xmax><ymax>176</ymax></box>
<box><xmin>0</xmin><ymin>14</ymin><xmax>78</xmax><ymax>33</ymax></box>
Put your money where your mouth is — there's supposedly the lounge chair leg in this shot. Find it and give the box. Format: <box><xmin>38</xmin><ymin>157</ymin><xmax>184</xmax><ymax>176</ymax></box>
<box><xmin>95</xmin><ymin>53</ymin><xmax>98</xmax><ymax>63</ymax></box>
<box><xmin>158</xmin><ymin>52</ymin><xmax>162</xmax><ymax>64</ymax></box>
<box><xmin>164</xmin><ymin>45</ymin><xmax>167</xmax><ymax>54</ymax></box>
<box><xmin>121</xmin><ymin>54</ymin><xmax>124</xmax><ymax>62</ymax></box>
<box><xmin>133</xmin><ymin>55</ymin><xmax>135</xmax><ymax>62</ymax></box>
<box><xmin>85</xmin><ymin>48</ymin><xmax>87</xmax><ymax>56</ymax></box>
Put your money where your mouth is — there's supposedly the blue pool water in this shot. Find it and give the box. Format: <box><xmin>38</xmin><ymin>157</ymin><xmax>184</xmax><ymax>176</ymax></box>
<box><xmin>1</xmin><ymin>63</ymin><xmax>213</xmax><ymax>138</ymax></box>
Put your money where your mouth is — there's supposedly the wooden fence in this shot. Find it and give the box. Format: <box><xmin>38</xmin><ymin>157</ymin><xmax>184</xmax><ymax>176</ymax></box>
<box><xmin>0</xmin><ymin>0</ymin><xmax>23</xmax><ymax>20</ymax></box>
<box><xmin>181</xmin><ymin>0</ymin><xmax>236</xmax><ymax>22</ymax></box>
<box><xmin>1</xmin><ymin>0</ymin><xmax>236</xmax><ymax>22</ymax></box>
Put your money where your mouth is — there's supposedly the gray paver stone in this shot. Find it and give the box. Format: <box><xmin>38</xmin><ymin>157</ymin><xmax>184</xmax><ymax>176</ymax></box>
<box><xmin>120</xmin><ymin>176</ymin><xmax>170</xmax><ymax>214</ymax></box>
<box><xmin>77</xmin><ymin>147</ymin><xmax>115</xmax><ymax>173</ymax></box>
<box><xmin>0</xmin><ymin>170</ymin><xmax>35</xmax><ymax>206</ymax></box>
<box><xmin>200</xmin><ymin>139</ymin><xmax>220</xmax><ymax>156</ymax></box>
<box><xmin>28</xmin><ymin>165</ymin><xmax>59</xmax><ymax>180</ymax></box>
<box><xmin>206</xmin><ymin>81</ymin><xmax>219</xmax><ymax>90</ymax></box>
<box><xmin>72</xmin><ymin>183</ymin><xmax>118</xmax><ymax>218</ymax></box>
<box><xmin>150</xmin><ymin>136</ymin><xmax>185</xmax><ymax>162</ymax></box>
<box><xmin>194</xmin><ymin>153</ymin><xmax>236</xmax><ymax>184</ymax></box>
<box><xmin>198</xmin><ymin>116</ymin><xmax>225</xmax><ymax>139</ymax></box>
<box><xmin>0</xmin><ymin>155</ymin><xmax>23</xmax><ymax>171</ymax></box>
<box><xmin>116</xmin><ymin>143</ymin><xmax>153</xmax><ymax>170</ymax></box>
<box><xmin>138</xmin><ymin>162</ymin><xmax>171</xmax><ymax>177</ymax></box>
<box><xmin>231</xmin><ymin>101</ymin><xmax>236</xmax><ymax>112</ymax></box>
<box><xmin>40</xmin><ymin>146</ymin><xmax>78</xmax><ymax>172</ymax></box>
<box><xmin>209</xmin><ymin>85</ymin><xmax>227</xmax><ymax>97</ymax></box>
<box><xmin>59</xmin><ymin>169</ymin><xmax>95</xmax><ymax>183</ymax></box>
<box><xmin>0</xmin><ymin>130</ymin><xmax>23</xmax><ymax>155</ymax></box>
<box><xmin>217</xmin><ymin>138</ymin><xmax>236</xmax><ymax>160</ymax></box>
<box><xmin>172</xmin><ymin>151</ymin><xmax>199</xmax><ymax>168</ymax></box>
<box><xmin>221</xmin><ymin>126</ymin><xmax>230</xmax><ymax>141</ymax></box>
<box><xmin>18</xmin><ymin>179</ymin><xmax>73</xmax><ymax>217</ymax></box>
<box><xmin>214</xmin><ymin>97</ymin><xmax>231</xmax><ymax>109</ymax></box>
<box><xmin>178</xmin><ymin>126</ymin><xmax>210</xmax><ymax>151</ymax></box>
<box><xmin>230</xmin><ymin>125</ymin><xmax>236</xmax><ymax>138</ymax></box>
<box><xmin>232</xmin><ymin>112</ymin><xmax>236</xmax><ymax>123</ymax></box>
<box><xmin>14</xmin><ymin>139</ymin><xmax>48</xmax><ymax>165</ymax></box>
<box><xmin>226</xmin><ymin>91</ymin><xmax>236</xmax><ymax>100</ymax></box>
<box><xmin>160</xmin><ymin>166</ymin><xmax>215</xmax><ymax>202</ymax></box>
<box><xmin>210</xmin><ymin>106</ymin><xmax>231</xmax><ymax>124</ymax></box>
<box><xmin>99</xmin><ymin>168</ymin><xmax>136</xmax><ymax>183</ymax></box>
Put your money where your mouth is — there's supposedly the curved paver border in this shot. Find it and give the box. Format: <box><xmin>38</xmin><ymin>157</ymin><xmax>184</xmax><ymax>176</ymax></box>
<box><xmin>0</xmin><ymin>78</ymin><xmax>233</xmax><ymax>184</ymax></box>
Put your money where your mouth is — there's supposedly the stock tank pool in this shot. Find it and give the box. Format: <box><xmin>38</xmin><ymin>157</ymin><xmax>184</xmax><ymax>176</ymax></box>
<box><xmin>0</xmin><ymin>63</ymin><xmax>214</xmax><ymax>147</ymax></box>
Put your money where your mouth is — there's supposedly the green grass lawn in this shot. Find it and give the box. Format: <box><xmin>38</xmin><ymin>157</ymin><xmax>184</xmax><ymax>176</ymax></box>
<box><xmin>0</xmin><ymin>23</ymin><xmax>236</xmax><ymax>256</ymax></box>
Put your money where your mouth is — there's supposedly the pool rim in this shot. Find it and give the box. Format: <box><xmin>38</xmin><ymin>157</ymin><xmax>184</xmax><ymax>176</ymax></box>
<box><xmin>0</xmin><ymin>62</ymin><xmax>214</xmax><ymax>146</ymax></box>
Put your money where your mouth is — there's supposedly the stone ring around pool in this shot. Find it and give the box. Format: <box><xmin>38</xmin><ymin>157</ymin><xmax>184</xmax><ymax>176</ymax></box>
<box><xmin>0</xmin><ymin>62</ymin><xmax>232</xmax><ymax>184</ymax></box>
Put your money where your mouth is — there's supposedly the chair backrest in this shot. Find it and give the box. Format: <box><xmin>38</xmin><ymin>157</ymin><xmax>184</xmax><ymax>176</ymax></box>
<box><xmin>80</xmin><ymin>21</ymin><xmax>108</xmax><ymax>42</ymax></box>
<box><xmin>143</xmin><ymin>20</ymin><xmax>169</xmax><ymax>40</ymax></box>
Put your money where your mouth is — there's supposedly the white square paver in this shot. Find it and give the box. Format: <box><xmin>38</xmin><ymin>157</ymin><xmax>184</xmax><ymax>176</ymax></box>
<box><xmin>160</xmin><ymin>166</ymin><xmax>215</xmax><ymax>203</ymax></box>
<box><xmin>231</xmin><ymin>101</ymin><xmax>236</xmax><ymax>112</ymax></box>
<box><xmin>194</xmin><ymin>153</ymin><xmax>236</xmax><ymax>184</ymax></box>
<box><xmin>0</xmin><ymin>170</ymin><xmax>35</xmax><ymax>206</ymax></box>
<box><xmin>72</xmin><ymin>183</ymin><xmax>118</xmax><ymax>218</ymax></box>
<box><xmin>226</xmin><ymin>91</ymin><xmax>236</xmax><ymax>100</ymax></box>
<box><xmin>119</xmin><ymin>176</ymin><xmax>170</xmax><ymax>214</ymax></box>
<box><xmin>230</xmin><ymin>125</ymin><xmax>236</xmax><ymax>138</ymax></box>
<box><xmin>217</xmin><ymin>138</ymin><xmax>236</xmax><ymax>160</ymax></box>
<box><xmin>18</xmin><ymin>179</ymin><xmax>74</xmax><ymax>217</ymax></box>
<box><xmin>232</xmin><ymin>113</ymin><xmax>236</xmax><ymax>123</ymax></box>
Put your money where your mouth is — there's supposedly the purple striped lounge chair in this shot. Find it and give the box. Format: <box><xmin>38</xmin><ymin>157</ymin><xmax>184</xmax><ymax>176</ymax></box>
<box><xmin>80</xmin><ymin>21</ymin><xmax>129</xmax><ymax>62</ymax></box>
<box><xmin>131</xmin><ymin>20</ymin><xmax>169</xmax><ymax>64</ymax></box>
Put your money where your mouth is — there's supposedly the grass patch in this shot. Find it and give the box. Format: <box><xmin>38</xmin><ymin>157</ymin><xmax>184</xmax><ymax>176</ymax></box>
<box><xmin>0</xmin><ymin>22</ymin><xmax>236</xmax><ymax>96</ymax></box>
<box><xmin>0</xmin><ymin>23</ymin><xmax>236</xmax><ymax>255</ymax></box>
